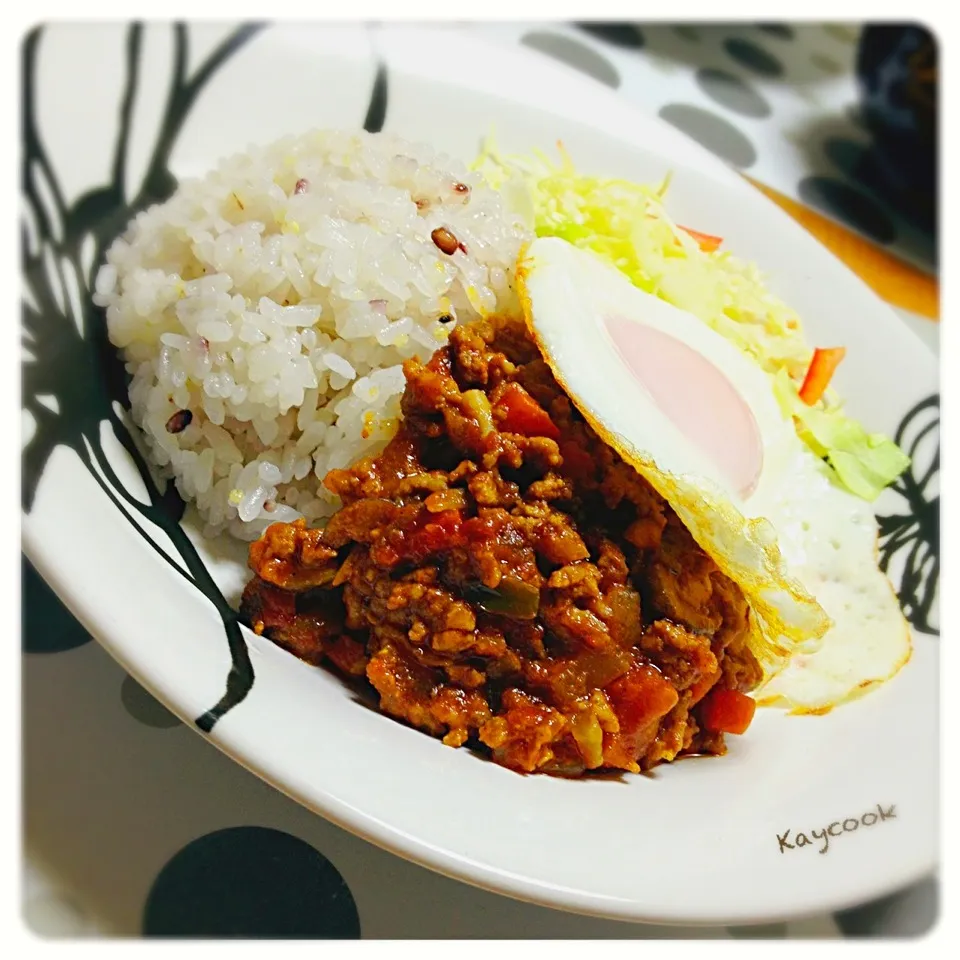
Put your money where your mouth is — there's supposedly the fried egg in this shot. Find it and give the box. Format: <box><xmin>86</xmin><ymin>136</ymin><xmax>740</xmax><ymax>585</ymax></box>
<box><xmin>517</xmin><ymin>237</ymin><xmax>910</xmax><ymax>711</ymax></box>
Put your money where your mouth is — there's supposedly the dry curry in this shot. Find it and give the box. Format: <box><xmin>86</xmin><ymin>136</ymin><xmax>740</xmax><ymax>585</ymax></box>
<box><xmin>241</xmin><ymin>316</ymin><xmax>762</xmax><ymax>776</ymax></box>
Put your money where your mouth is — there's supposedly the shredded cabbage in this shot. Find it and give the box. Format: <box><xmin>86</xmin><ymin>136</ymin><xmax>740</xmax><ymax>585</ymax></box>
<box><xmin>473</xmin><ymin>137</ymin><xmax>909</xmax><ymax>501</ymax></box>
<box><xmin>772</xmin><ymin>371</ymin><xmax>911</xmax><ymax>501</ymax></box>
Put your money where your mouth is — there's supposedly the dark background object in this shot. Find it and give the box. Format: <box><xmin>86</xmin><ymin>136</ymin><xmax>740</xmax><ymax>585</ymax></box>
<box><xmin>855</xmin><ymin>24</ymin><xmax>937</xmax><ymax>237</ymax></box>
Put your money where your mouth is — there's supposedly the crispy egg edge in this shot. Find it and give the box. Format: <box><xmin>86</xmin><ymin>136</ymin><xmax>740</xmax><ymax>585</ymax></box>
<box><xmin>753</xmin><ymin>527</ymin><xmax>913</xmax><ymax>714</ymax></box>
<box><xmin>515</xmin><ymin>243</ymin><xmax>832</xmax><ymax>681</ymax></box>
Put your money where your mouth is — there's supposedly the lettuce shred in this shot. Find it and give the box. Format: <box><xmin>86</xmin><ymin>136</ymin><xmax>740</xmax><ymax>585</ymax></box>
<box><xmin>772</xmin><ymin>371</ymin><xmax>911</xmax><ymax>501</ymax></box>
<box><xmin>473</xmin><ymin>137</ymin><xmax>909</xmax><ymax>501</ymax></box>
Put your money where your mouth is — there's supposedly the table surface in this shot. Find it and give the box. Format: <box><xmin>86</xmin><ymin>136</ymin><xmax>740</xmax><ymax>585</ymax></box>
<box><xmin>21</xmin><ymin>20</ymin><xmax>939</xmax><ymax>939</ymax></box>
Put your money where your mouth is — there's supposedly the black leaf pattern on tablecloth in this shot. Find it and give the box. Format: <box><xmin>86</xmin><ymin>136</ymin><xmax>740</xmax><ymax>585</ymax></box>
<box><xmin>876</xmin><ymin>395</ymin><xmax>939</xmax><ymax>634</ymax></box>
<box><xmin>22</xmin><ymin>23</ymin><xmax>392</xmax><ymax>730</ymax></box>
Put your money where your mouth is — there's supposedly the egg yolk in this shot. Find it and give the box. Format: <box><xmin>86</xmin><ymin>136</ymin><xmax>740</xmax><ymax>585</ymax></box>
<box><xmin>603</xmin><ymin>314</ymin><xmax>764</xmax><ymax>498</ymax></box>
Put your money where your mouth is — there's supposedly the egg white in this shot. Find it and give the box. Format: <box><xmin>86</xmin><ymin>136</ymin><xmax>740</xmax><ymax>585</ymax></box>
<box><xmin>519</xmin><ymin>237</ymin><xmax>910</xmax><ymax>710</ymax></box>
<box><xmin>750</xmin><ymin>449</ymin><xmax>911</xmax><ymax>712</ymax></box>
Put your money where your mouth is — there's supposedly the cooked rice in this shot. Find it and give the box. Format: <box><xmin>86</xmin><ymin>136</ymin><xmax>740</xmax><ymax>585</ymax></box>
<box><xmin>95</xmin><ymin>129</ymin><xmax>531</xmax><ymax>539</ymax></box>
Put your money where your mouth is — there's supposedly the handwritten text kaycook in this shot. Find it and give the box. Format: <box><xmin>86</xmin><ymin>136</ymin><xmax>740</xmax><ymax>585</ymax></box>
<box><xmin>777</xmin><ymin>804</ymin><xmax>897</xmax><ymax>855</ymax></box>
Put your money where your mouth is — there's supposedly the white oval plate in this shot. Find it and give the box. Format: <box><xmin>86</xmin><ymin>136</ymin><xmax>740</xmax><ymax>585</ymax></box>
<box><xmin>21</xmin><ymin>22</ymin><xmax>939</xmax><ymax>925</ymax></box>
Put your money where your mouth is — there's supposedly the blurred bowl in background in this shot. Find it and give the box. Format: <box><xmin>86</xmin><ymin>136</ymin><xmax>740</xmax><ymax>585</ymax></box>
<box><xmin>855</xmin><ymin>24</ymin><xmax>937</xmax><ymax>237</ymax></box>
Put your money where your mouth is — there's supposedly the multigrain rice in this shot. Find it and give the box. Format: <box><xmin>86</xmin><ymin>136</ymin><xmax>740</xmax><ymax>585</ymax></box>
<box><xmin>95</xmin><ymin>129</ymin><xmax>531</xmax><ymax>539</ymax></box>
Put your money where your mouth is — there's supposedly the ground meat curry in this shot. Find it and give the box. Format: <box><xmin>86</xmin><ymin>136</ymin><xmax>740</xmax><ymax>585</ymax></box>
<box><xmin>241</xmin><ymin>316</ymin><xmax>764</xmax><ymax>776</ymax></box>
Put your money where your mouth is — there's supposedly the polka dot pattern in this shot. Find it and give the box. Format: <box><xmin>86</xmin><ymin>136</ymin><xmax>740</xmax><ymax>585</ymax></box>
<box><xmin>121</xmin><ymin>675</ymin><xmax>181</xmax><ymax>729</ymax></box>
<box><xmin>22</xmin><ymin>557</ymin><xmax>92</xmax><ymax>653</ymax></box>
<box><xmin>823</xmin><ymin>137</ymin><xmax>872</xmax><ymax>180</ymax></box>
<box><xmin>673</xmin><ymin>26</ymin><xmax>700</xmax><ymax>42</ymax></box>
<box><xmin>143</xmin><ymin>827</ymin><xmax>360</xmax><ymax>938</ymax></box>
<box><xmin>824</xmin><ymin>24</ymin><xmax>860</xmax><ymax>45</ymax></box>
<box><xmin>757</xmin><ymin>24</ymin><xmax>794</xmax><ymax>40</ymax></box>
<box><xmin>812</xmin><ymin>52</ymin><xmax>843</xmax><ymax>75</ymax></box>
<box><xmin>729</xmin><ymin>922</ymin><xmax>789</xmax><ymax>938</ymax></box>
<box><xmin>724</xmin><ymin>38</ymin><xmax>784</xmax><ymax>77</ymax></box>
<box><xmin>574</xmin><ymin>22</ymin><xmax>644</xmax><ymax>48</ymax></box>
<box><xmin>521</xmin><ymin>31</ymin><xmax>620</xmax><ymax>88</ymax></box>
<box><xmin>696</xmin><ymin>68</ymin><xmax>771</xmax><ymax>118</ymax></box>
<box><xmin>798</xmin><ymin>176</ymin><xmax>896</xmax><ymax>244</ymax></box>
<box><xmin>659</xmin><ymin>103</ymin><xmax>757</xmax><ymax>167</ymax></box>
